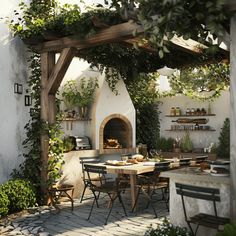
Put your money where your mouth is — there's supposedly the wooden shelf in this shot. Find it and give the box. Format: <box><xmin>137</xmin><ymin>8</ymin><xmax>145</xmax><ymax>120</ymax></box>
<box><xmin>165</xmin><ymin>114</ymin><xmax>215</xmax><ymax>117</ymax></box>
<box><xmin>165</xmin><ymin>129</ymin><xmax>216</xmax><ymax>132</ymax></box>
<box><xmin>61</xmin><ymin>118</ymin><xmax>91</xmax><ymax>121</ymax></box>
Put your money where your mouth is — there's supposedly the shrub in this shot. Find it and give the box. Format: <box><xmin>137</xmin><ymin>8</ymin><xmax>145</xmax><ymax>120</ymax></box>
<box><xmin>144</xmin><ymin>219</ymin><xmax>190</xmax><ymax>236</ymax></box>
<box><xmin>215</xmin><ymin>223</ymin><xmax>236</xmax><ymax>236</ymax></box>
<box><xmin>157</xmin><ymin>137</ymin><xmax>174</xmax><ymax>152</ymax></box>
<box><xmin>217</xmin><ymin>118</ymin><xmax>230</xmax><ymax>159</ymax></box>
<box><xmin>0</xmin><ymin>179</ymin><xmax>36</xmax><ymax>213</ymax></box>
<box><xmin>0</xmin><ymin>190</ymin><xmax>9</xmax><ymax>217</ymax></box>
<box><xmin>181</xmin><ymin>131</ymin><xmax>193</xmax><ymax>152</ymax></box>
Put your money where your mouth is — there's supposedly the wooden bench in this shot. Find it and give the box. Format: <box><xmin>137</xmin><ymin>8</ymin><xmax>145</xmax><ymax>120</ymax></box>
<box><xmin>176</xmin><ymin>183</ymin><xmax>230</xmax><ymax>236</ymax></box>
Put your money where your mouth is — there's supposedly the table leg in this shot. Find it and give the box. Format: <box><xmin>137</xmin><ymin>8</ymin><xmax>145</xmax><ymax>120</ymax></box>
<box><xmin>130</xmin><ymin>174</ymin><xmax>137</xmax><ymax>209</ymax></box>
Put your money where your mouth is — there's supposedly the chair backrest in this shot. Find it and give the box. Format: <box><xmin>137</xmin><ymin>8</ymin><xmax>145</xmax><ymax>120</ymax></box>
<box><xmin>195</xmin><ymin>155</ymin><xmax>208</xmax><ymax>163</ymax></box>
<box><xmin>80</xmin><ymin>156</ymin><xmax>100</xmax><ymax>179</ymax></box>
<box><xmin>84</xmin><ymin>164</ymin><xmax>107</xmax><ymax>186</ymax></box>
<box><xmin>176</xmin><ymin>183</ymin><xmax>220</xmax><ymax>219</ymax></box>
<box><xmin>154</xmin><ymin>161</ymin><xmax>170</xmax><ymax>174</ymax></box>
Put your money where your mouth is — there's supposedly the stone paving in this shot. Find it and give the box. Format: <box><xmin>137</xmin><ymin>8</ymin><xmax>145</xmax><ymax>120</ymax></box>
<box><xmin>0</xmin><ymin>191</ymin><xmax>169</xmax><ymax>236</ymax></box>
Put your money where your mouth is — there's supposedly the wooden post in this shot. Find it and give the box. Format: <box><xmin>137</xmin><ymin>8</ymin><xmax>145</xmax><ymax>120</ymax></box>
<box><xmin>40</xmin><ymin>48</ymin><xmax>75</xmax><ymax>203</ymax></box>
<box><xmin>40</xmin><ymin>52</ymin><xmax>55</xmax><ymax>202</ymax></box>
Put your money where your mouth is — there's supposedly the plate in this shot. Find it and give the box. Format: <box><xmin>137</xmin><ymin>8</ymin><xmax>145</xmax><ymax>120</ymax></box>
<box><xmin>203</xmin><ymin>169</ymin><xmax>229</xmax><ymax>176</ymax></box>
<box><xmin>105</xmin><ymin>160</ymin><xmax>133</xmax><ymax>166</ymax></box>
<box><xmin>210</xmin><ymin>173</ymin><xmax>229</xmax><ymax>177</ymax></box>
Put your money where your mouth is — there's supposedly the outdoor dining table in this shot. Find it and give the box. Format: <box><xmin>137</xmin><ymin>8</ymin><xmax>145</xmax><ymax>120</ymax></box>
<box><xmin>90</xmin><ymin>162</ymin><xmax>156</xmax><ymax>209</ymax></box>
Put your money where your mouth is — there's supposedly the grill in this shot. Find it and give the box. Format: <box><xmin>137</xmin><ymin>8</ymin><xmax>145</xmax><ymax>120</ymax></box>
<box><xmin>75</xmin><ymin>136</ymin><xmax>91</xmax><ymax>150</ymax></box>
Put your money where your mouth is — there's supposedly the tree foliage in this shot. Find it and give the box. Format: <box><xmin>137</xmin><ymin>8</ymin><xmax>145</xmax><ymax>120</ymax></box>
<box><xmin>109</xmin><ymin>0</ymin><xmax>231</xmax><ymax>57</ymax></box>
<box><xmin>161</xmin><ymin>62</ymin><xmax>230</xmax><ymax>100</ymax></box>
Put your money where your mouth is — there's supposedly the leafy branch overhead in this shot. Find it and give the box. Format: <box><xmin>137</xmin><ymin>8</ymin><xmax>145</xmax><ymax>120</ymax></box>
<box><xmin>109</xmin><ymin>0</ymin><xmax>231</xmax><ymax>57</ymax></box>
<box><xmin>7</xmin><ymin>0</ymin><xmax>230</xmax><ymax>92</ymax></box>
<box><xmin>160</xmin><ymin>62</ymin><xmax>230</xmax><ymax>101</ymax></box>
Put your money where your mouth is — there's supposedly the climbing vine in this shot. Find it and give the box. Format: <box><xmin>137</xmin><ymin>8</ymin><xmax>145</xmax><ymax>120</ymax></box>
<box><xmin>7</xmin><ymin>0</ymin><xmax>229</xmax><ymax>92</ymax></box>
<box><xmin>8</xmin><ymin>0</ymin><xmax>232</xmax><ymax>203</ymax></box>
<box><xmin>11</xmin><ymin>52</ymin><xmax>64</xmax><ymax>203</ymax></box>
<box><xmin>127</xmin><ymin>73</ymin><xmax>160</xmax><ymax>150</ymax></box>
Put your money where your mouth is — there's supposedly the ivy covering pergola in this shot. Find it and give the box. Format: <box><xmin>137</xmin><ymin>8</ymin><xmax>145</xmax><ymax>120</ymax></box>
<box><xmin>12</xmin><ymin>0</ymin><xmax>235</xmax><ymax>210</ymax></box>
<box><xmin>31</xmin><ymin>21</ymin><xmax>229</xmax><ymax>195</ymax></box>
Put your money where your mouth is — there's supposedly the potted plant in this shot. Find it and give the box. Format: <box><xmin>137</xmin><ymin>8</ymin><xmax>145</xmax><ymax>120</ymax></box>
<box><xmin>61</xmin><ymin>77</ymin><xmax>98</xmax><ymax>118</ymax></box>
<box><xmin>61</xmin><ymin>80</ymin><xmax>80</xmax><ymax>117</ymax></box>
<box><xmin>181</xmin><ymin>131</ymin><xmax>193</xmax><ymax>152</ymax></box>
<box><xmin>217</xmin><ymin>118</ymin><xmax>230</xmax><ymax>159</ymax></box>
<box><xmin>77</xmin><ymin>77</ymin><xmax>98</xmax><ymax>118</ymax></box>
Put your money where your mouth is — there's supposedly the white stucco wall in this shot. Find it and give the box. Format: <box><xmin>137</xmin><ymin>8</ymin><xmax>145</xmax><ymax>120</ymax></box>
<box><xmin>92</xmin><ymin>75</ymin><xmax>136</xmax><ymax>149</ymax></box>
<box><xmin>0</xmin><ymin>0</ymin><xmax>30</xmax><ymax>184</ymax></box>
<box><xmin>159</xmin><ymin>90</ymin><xmax>230</xmax><ymax>149</ymax></box>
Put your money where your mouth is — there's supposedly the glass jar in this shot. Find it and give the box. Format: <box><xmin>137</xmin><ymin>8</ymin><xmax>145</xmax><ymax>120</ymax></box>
<box><xmin>186</xmin><ymin>108</ymin><xmax>190</xmax><ymax>116</ymax></box>
<box><xmin>175</xmin><ymin>107</ymin><xmax>181</xmax><ymax>116</ymax></box>
<box><xmin>201</xmin><ymin>108</ymin><xmax>206</xmax><ymax>115</ymax></box>
<box><xmin>191</xmin><ymin>108</ymin><xmax>195</xmax><ymax>116</ymax></box>
<box><xmin>170</xmin><ymin>107</ymin><xmax>176</xmax><ymax>116</ymax></box>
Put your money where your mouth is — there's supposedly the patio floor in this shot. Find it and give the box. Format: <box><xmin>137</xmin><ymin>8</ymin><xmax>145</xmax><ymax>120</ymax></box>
<box><xmin>0</xmin><ymin>190</ymin><xmax>169</xmax><ymax>236</ymax></box>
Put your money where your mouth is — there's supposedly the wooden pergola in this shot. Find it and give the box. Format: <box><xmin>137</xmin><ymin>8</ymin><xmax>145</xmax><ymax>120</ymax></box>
<box><xmin>26</xmin><ymin>1</ymin><xmax>236</xmax><ymax>218</ymax></box>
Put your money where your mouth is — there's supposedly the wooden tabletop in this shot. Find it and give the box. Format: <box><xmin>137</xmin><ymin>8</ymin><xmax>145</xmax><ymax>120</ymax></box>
<box><xmin>95</xmin><ymin>162</ymin><xmax>155</xmax><ymax>175</ymax></box>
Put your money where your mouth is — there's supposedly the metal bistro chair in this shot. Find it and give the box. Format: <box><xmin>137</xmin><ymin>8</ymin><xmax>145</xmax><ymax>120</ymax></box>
<box><xmin>131</xmin><ymin>162</ymin><xmax>170</xmax><ymax>217</ymax></box>
<box><xmin>176</xmin><ymin>183</ymin><xmax>230</xmax><ymax>236</ymax></box>
<box><xmin>80</xmin><ymin>156</ymin><xmax>101</xmax><ymax>206</ymax></box>
<box><xmin>84</xmin><ymin>164</ymin><xmax>127</xmax><ymax>225</ymax></box>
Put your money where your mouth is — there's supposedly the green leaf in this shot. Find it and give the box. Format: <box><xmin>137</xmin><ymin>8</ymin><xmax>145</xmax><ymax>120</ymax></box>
<box><xmin>158</xmin><ymin>49</ymin><xmax>164</xmax><ymax>58</ymax></box>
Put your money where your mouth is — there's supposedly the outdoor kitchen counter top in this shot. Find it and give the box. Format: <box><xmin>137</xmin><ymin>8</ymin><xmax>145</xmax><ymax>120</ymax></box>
<box><xmin>162</xmin><ymin>166</ymin><xmax>230</xmax><ymax>236</ymax></box>
<box><xmin>161</xmin><ymin>167</ymin><xmax>230</xmax><ymax>185</ymax></box>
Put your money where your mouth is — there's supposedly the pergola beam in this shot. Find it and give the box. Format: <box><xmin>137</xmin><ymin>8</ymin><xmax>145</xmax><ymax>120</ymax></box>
<box><xmin>35</xmin><ymin>21</ymin><xmax>143</xmax><ymax>53</ymax></box>
<box><xmin>226</xmin><ymin>0</ymin><xmax>236</xmax><ymax>11</ymax></box>
<box><xmin>35</xmin><ymin>20</ymin><xmax>228</xmax><ymax>59</ymax></box>
<box><xmin>46</xmin><ymin>47</ymin><xmax>76</xmax><ymax>95</ymax></box>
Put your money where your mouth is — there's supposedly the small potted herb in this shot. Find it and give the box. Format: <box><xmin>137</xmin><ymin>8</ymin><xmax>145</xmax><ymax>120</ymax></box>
<box><xmin>61</xmin><ymin>80</ymin><xmax>80</xmax><ymax>117</ymax></box>
<box><xmin>77</xmin><ymin>77</ymin><xmax>98</xmax><ymax>118</ymax></box>
<box><xmin>181</xmin><ymin>131</ymin><xmax>193</xmax><ymax>152</ymax></box>
<box><xmin>61</xmin><ymin>77</ymin><xmax>98</xmax><ymax>118</ymax></box>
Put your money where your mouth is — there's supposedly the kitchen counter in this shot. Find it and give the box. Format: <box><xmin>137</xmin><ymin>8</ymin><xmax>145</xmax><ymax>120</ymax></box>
<box><xmin>161</xmin><ymin>166</ymin><xmax>230</xmax><ymax>184</ymax></box>
<box><xmin>161</xmin><ymin>167</ymin><xmax>230</xmax><ymax>236</ymax></box>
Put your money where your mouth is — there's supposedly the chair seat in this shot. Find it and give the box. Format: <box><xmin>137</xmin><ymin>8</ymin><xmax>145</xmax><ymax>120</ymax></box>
<box><xmin>92</xmin><ymin>181</ymin><xmax>126</xmax><ymax>193</ymax></box>
<box><xmin>83</xmin><ymin>176</ymin><xmax>102</xmax><ymax>182</ymax></box>
<box><xmin>48</xmin><ymin>184</ymin><xmax>74</xmax><ymax>211</ymax></box>
<box><xmin>50</xmin><ymin>184</ymin><xmax>74</xmax><ymax>191</ymax></box>
<box><xmin>189</xmin><ymin>213</ymin><xmax>230</xmax><ymax>229</ymax></box>
<box><xmin>137</xmin><ymin>181</ymin><xmax>168</xmax><ymax>190</ymax></box>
